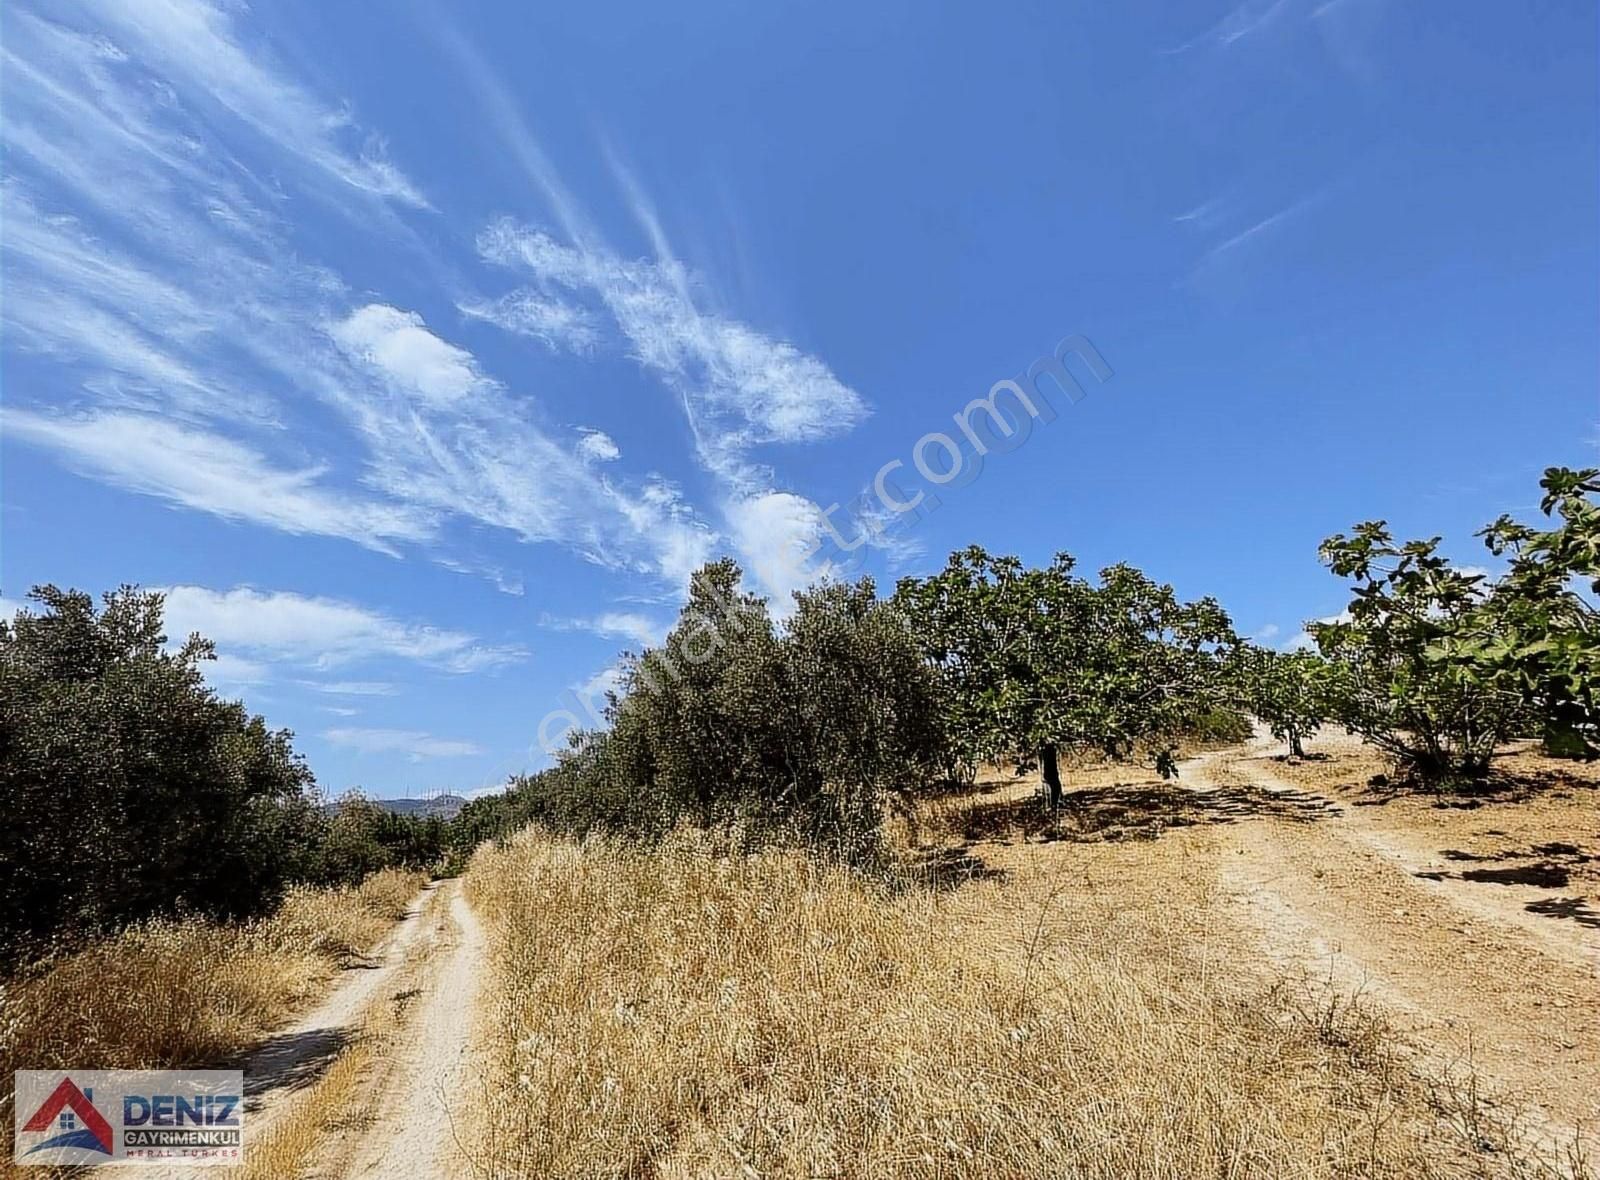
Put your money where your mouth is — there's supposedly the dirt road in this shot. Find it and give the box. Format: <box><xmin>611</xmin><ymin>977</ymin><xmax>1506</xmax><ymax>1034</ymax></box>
<box><xmin>136</xmin><ymin>879</ymin><xmax>486</xmax><ymax>1180</ymax></box>
<box><xmin>1187</xmin><ymin>732</ymin><xmax>1600</xmax><ymax>1147</ymax></box>
<box><xmin>337</xmin><ymin>883</ymin><xmax>485</xmax><ymax>1180</ymax></box>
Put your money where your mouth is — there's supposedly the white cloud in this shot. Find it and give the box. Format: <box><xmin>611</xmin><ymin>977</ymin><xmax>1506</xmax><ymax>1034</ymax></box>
<box><xmin>458</xmin><ymin>289</ymin><xmax>600</xmax><ymax>354</ymax></box>
<box><xmin>71</xmin><ymin>0</ymin><xmax>426</xmax><ymax>206</ymax></box>
<box><xmin>160</xmin><ymin>586</ymin><xmax>526</xmax><ymax>673</ymax></box>
<box><xmin>5</xmin><ymin>13</ymin><xmax>859</xmax><ymax>607</ymax></box>
<box><xmin>476</xmin><ymin>215</ymin><xmax>868</xmax><ymax>602</ymax></box>
<box><xmin>203</xmin><ymin>651</ymin><xmax>270</xmax><ymax>686</ymax></box>
<box><xmin>331</xmin><ymin>305</ymin><xmax>490</xmax><ymax>406</ymax></box>
<box><xmin>2</xmin><ymin>11</ymin><xmax>715</xmax><ymax>596</ymax></box>
<box><xmin>2</xmin><ymin>409</ymin><xmax>433</xmax><ymax>554</ymax></box>
<box><xmin>3</xmin><ymin>72</ymin><xmax>720</xmax><ymax>591</ymax></box>
<box><xmin>0</xmin><ymin>188</ymin><xmax>279</xmax><ymax>425</ymax></box>
<box><xmin>323</xmin><ymin>727</ymin><xmax>483</xmax><ymax>760</ymax></box>
<box><xmin>477</xmin><ymin>220</ymin><xmax>868</xmax><ymax>469</ymax></box>
<box><xmin>576</xmin><ymin>664</ymin><xmax>625</xmax><ymax>702</ymax></box>
<box><xmin>592</xmin><ymin>611</ymin><xmax>661</xmax><ymax>648</ymax></box>
<box><xmin>575</xmin><ymin>428</ymin><xmax>620</xmax><ymax>463</ymax></box>
<box><xmin>1252</xmin><ymin>623</ymin><xmax>1281</xmax><ymax>641</ymax></box>
<box><xmin>1284</xmin><ymin>610</ymin><xmax>1351</xmax><ymax>651</ymax></box>
<box><xmin>304</xmin><ymin>680</ymin><xmax>400</xmax><ymax>696</ymax></box>
<box><xmin>322</xmin><ymin>303</ymin><xmax>719</xmax><ymax>588</ymax></box>
<box><xmin>544</xmin><ymin>610</ymin><xmax>664</xmax><ymax>649</ymax></box>
<box><xmin>726</xmin><ymin>491</ymin><xmax>830</xmax><ymax>607</ymax></box>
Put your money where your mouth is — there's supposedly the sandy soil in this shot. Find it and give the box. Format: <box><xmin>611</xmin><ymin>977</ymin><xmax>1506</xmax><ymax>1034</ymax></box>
<box><xmin>939</xmin><ymin>729</ymin><xmax>1600</xmax><ymax>1164</ymax></box>
<box><xmin>335</xmin><ymin>882</ymin><xmax>485</xmax><ymax>1180</ymax></box>
<box><xmin>1191</xmin><ymin>731</ymin><xmax>1599</xmax><ymax>1146</ymax></box>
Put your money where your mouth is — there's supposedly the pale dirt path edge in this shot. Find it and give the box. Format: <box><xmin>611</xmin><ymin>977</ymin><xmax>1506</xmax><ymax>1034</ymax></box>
<box><xmin>1183</xmin><ymin>731</ymin><xmax>1599</xmax><ymax>1160</ymax></box>
<box><xmin>336</xmin><ymin>879</ymin><xmax>486</xmax><ymax>1180</ymax></box>
<box><xmin>129</xmin><ymin>884</ymin><xmax>435</xmax><ymax>1180</ymax></box>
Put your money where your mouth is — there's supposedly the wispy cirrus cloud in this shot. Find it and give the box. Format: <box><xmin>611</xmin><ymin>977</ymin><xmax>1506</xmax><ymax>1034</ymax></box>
<box><xmin>67</xmin><ymin>0</ymin><xmax>426</xmax><ymax>207</ymax></box>
<box><xmin>1163</xmin><ymin>0</ymin><xmax>1296</xmax><ymax>54</ymax></box>
<box><xmin>1179</xmin><ymin>186</ymin><xmax>1334</xmax><ymax>289</ymax></box>
<box><xmin>1204</xmin><ymin>193</ymin><xmax>1324</xmax><ymax>261</ymax></box>
<box><xmin>458</xmin><ymin>289</ymin><xmax>601</xmax><ymax>354</ymax></box>
<box><xmin>4</xmin><ymin>0</ymin><xmax>864</xmax><ymax>621</ymax></box>
<box><xmin>541</xmin><ymin>610</ymin><xmax>665</xmax><ymax>650</ymax></box>
<box><xmin>322</xmin><ymin>727</ymin><xmax>483</xmax><ymax>760</ymax></box>
<box><xmin>476</xmin><ymin>219</ymin><xmax>868</xmax><ymax>475</ymax></box>
<box><xmin>2</xmin><ymin>4</ymin><xmax>718</xmax><ymax>594</ymax></box>
<box><xmin>472</xmin><ymin>211</ymin><xmax>868</xmax><ymax>603</ymax></box>
<box><xmin>161</xmin><ymin>585</ymin><xmax>527</xmax><ymax>674</ymax></box>
<box><xmin>302</xmin><ymin>681</ymin><xmax>401</xmax><ymax>697</ymax></box>
<box><xmin>2</xmin><ymin>409</ymin><xmax>434</xmax><ymax>554</ymax></box>
<box><xmin>445</xmin><ymin>69</ymin><xmax>875</xmax><ymax>605</ymax></box>
<box><xmin>325</xmin><ymin>302</ymin><xmax>717</xmax><ymax>582</ymax></box>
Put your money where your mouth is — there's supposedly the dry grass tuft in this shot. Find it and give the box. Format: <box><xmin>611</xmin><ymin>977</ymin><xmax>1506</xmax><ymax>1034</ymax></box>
<box><xmin>465</xmin><ymin>827</ymin><xmax>1561</xmax><ymax>1179</ymax></box>
<box><xmin>0</xmin><ymin>869</ymin><xmax>423</xmax><ymax>1082</ymax></box>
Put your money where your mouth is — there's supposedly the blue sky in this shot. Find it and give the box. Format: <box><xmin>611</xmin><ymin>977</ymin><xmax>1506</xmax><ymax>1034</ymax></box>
<box><xmin>3</xmin><ymin>0</ymin><xmax>1595</xmax><ymax>798</ymax></box>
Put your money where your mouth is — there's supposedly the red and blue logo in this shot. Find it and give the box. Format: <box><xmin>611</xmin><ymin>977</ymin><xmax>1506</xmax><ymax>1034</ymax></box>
<box><xmin>20</xmin><ymin>1077</ymin><xmax>114</xmax><ymax>1158</ymax></box>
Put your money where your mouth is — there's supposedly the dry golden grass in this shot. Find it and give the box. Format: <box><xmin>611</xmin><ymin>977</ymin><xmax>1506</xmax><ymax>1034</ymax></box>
<box><xmin>465</xmin><ymin>826</ymin><xmax>1564</xmax><ymax>1180</ymax></box>
<box><xmin>0</xmin><ymin>869</ymin><xmax>423</xmax><ymax>1179</ymax></box>
<box><xmin>235</xmin><ymin>1030</ymin><xmax>377</xmax><ymax>1180</ymax></box>
<box><xmin>0</xmin><ymin>869</ymin><xmax>422</xmax><ymax>1086</ymax></box>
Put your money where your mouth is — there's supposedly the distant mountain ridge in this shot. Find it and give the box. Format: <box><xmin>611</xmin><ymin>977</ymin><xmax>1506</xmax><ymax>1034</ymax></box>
<box><xmin>322</xmin><ymin>794</ymin><xmax>469</xmax><ymax>820</ymax></box>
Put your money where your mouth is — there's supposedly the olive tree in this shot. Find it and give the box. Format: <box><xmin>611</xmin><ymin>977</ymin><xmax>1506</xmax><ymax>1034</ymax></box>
<box><xmin>556</xmin><ymin>560</ymin><xmax>947</xmax><ymax>858</ymax></box>
<box><xmin>0</xmin><ymin>586</ymin><xmax>322</xmax><ymax>956</ymax></box>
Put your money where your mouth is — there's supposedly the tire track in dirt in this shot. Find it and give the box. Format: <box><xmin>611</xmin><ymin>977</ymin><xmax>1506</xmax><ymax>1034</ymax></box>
<box><xmin>333</xmin><ymin>881</ymin><xmax>485</xmax><ymax>1180</ymax></box>
<box><xmin>134</xmin><ymin>885</ymin><xmax>434</xmax><ymax>1180</ymax></box>
<box><xmin>1185</xmin><ymin>735</ymin><xmax>1600</xmax><ymax>1153</ymax></box>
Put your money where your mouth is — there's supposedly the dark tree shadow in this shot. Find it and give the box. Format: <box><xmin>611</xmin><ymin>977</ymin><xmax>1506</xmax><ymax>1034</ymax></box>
<box><xmin>241</xmin><ymin>1026</ymin><xmax>354</xmax><ymax>1111</ymax></box>
<box><xmin>1351</xmin><ymin>765</ymin><xmax>1600</xmax><ymax>809</ymax></box>
<box><xmin>949</xmin><ymin>781</ymin><xmax>1339</xmax><ymax>846</ymax></box>
<box><xmin>1414</xmin><ymin>841</ymin><xmax>1593</xmax><ymax>892</ymax></box>
<box><xmin>905</xmin><ymin>844</ymin><xmax>1009</xmax><ymax>892</ymax></box>
<box><xmin>1459</xmin><ymin>863</ymin><xmax>1572</xmax><ymax>888</ymax></box>
<box><xmin>1525</xmin><ymin>896</ymin><xmax>1600</xmax><ymax>930</ymax></box>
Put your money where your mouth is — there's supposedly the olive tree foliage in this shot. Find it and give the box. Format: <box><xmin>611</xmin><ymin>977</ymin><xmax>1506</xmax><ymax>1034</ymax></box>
<box><xmin>1237</xmin><ymin>647</ymin><xmax>1330</xmax><ymax>758</ymax></box>
<box><xmin>520</xmin><ymin>560</ymin><xmax>948</xmax><ymax>859</ymax></box>
<box><xmin>893</xmin><ymin>547</ymin><xmax>1239</xmax><ymax>808</ymax></box>
<box><xmin>1478</xmin><ymin>467</ymin><xmax>1600</xmax><ymax>757</ymax></box>
<box><xmin>317</xmin><ymin>793</ymin><xmax>452</xmax><ymax>883</ymax></box>
<box><xmin>0</xmin><ymin>586</ymin><xmax>323</xmax><ymax>958</ymax></box>
<box><xmin>1310</xmin><ymin>528</ymin><xmax>1523</xmax><ymax>785</ymax></box>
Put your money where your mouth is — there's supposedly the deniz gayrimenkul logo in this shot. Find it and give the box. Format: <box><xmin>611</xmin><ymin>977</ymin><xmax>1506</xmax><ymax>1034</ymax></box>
<box><xmin>19</xmin><ymin>1077</ymin><xmax>114</xmax><ymax>1158</ymax></box>
<box><xmin>13</xmin><ymin>1071</ymin><xmax>244</xmax><ymax>1167</ymax></box>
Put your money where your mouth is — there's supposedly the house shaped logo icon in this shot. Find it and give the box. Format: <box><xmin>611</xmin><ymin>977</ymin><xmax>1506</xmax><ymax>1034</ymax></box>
<box><xmin>20</xmin><ymin>1077</ymin><xmax>114</xmax><ymax>1157</ymax></box>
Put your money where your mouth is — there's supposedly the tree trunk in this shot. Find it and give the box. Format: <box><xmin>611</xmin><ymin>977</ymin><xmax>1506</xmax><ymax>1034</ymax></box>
<box><xmin>1041</xmin><ymin>743</ymin><xmax>1063</xmax><ymax>809</ymax></box>
<box><xmin>1288</xmin><ymin>729</ymin><xmax>1305</xmax><ymax>759</ymax></box>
